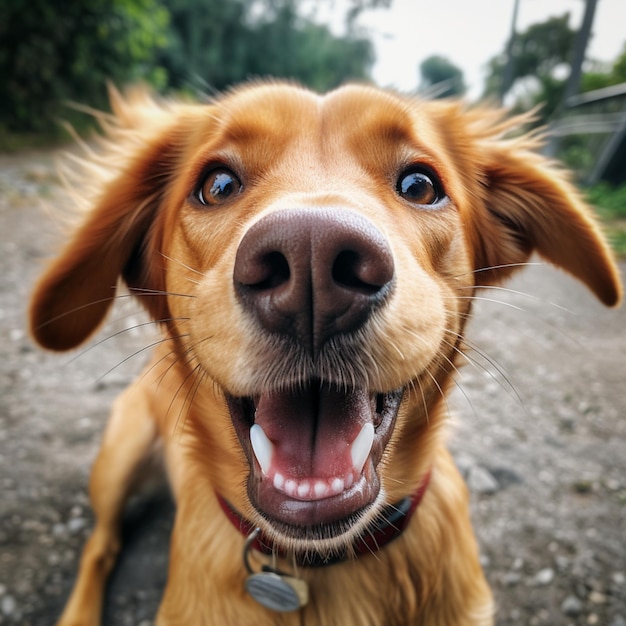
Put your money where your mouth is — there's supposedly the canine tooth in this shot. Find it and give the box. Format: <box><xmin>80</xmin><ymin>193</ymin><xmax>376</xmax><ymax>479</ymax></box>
<box><xmin>350</xmin><ymin>423</ymin><xmax>374</xmax><ymax>475</ymax></box>
<box><xmin>250</xmin><ymin>424</ymin><xmax>273</xmax><ymax>476</ymax></box>
<box><xmin>273</xmin><ymin>473</ymin><xmax>285</xmax><ymax>490</ymax></box>
<box><xmin>345</xmin><ymin>472</ymin><xmax>354</xmax><ymax>489</ymax></box>
<box><xmin>297</xmin><ymin>481</ymin><xmax>310</xmax><ymax>498</ymax></box>
<box><xmin>330</xmin><ymin>477</ymin><xmax>344</xmax><ymax>494</ymax></box>
<box><xmin>314</xmin><ymin>481</ymin><xmax>328</xmax><ymax>499</ymax></box>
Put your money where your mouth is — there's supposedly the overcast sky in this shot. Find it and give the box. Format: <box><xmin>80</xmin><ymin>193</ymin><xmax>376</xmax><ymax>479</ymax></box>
<box><xmin>332</xmin><ymin>0</ymin><xmax>626</xmax><ymax>98</ymax></box>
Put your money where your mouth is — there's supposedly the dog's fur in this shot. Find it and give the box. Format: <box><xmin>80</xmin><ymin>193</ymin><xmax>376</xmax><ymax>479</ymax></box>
<box><xmin>30</xmin><ymin>82</ymin><xmax>621</xmax><ymax>626</ymax></box>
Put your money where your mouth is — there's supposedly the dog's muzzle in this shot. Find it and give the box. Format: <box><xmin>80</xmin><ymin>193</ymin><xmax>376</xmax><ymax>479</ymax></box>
<box><xmin>228</xmin><ymin>208</ymin><xmax>401</xmax><ymax>538</ymax></box>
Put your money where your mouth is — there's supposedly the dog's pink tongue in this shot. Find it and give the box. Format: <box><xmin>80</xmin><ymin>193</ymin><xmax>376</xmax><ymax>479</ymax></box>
<box><xmin>252</xmin><ymin>385</ymin><xmax>373</xmax><ymax>483</ymax></box>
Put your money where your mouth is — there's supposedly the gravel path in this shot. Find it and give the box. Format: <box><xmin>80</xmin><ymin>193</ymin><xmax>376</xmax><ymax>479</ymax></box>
<box><xmin>0</xmin><ymin>151</ymin><xmax>624</xmax><ymax>625</ymax></box>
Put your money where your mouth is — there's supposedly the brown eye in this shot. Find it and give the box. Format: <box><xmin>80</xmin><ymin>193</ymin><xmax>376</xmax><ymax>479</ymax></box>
<box><xmin>397</xmin><ymin>169</ymin><xmax>443</xmax><ymax>206</ymax></box>
<box><xmin>196</xmin><ymin>168</ymin><xmax>242</xmax><ymax>206</ymax></box>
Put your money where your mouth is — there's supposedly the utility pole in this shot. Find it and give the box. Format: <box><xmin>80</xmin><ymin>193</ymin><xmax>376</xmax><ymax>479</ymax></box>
<box><xmin>564</xmin><ymin>0</ymin><xmax>599</xmax><ymax>102</ymax></box>
<box><xmin>500</xmin><ymin>0</ymin><xmax>520</xmax><ymax>103</ymax></box>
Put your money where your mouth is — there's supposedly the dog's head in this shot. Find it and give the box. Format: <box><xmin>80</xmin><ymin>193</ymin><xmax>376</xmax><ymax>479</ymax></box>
<box><xmin>30</xmin><ymin>83</ymin><xmax>621</xmax><ymax>556</ymax></box>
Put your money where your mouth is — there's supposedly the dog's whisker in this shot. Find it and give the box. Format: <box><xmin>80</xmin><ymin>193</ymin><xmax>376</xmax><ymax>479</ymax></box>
<box><xmin>93</xmin><ymin>334</ymin><xmax>190</xmax><ymax>384</ymax></box>
<box><xmin>448</xmin><ymin>294</ymin><xmax>583</xmax><ymax>348</ymax></box>
<box><xmin>459</xmin><ymin>284</ymin><xmax>574</xmax><ymax>315</ymax></box>
<box><xmin>452</xmin><ymin>261</ymin><xmax>545</xmax><ymax>280</ymax></box>
<box><xmin>64</xmin><ymin>318</ymin><xmax>190</xmax><ymax>365</ymax></box>
<box><xmin>159</xmin><ymin>252</ymin><xmax>206</xmax><ymax>277</ymax></box>
<box><xmin>138</xmin><ymin>345</ymin><xmax>180</xmax><ymax>387</ymax></box>
<box><xmin>164</xmin><ymin>359</ymin><xmax>202</xmax><ymax>439</ymax></box>
<box><xmin>443</xmin><ymin>332</ymin><xmax>526</xmax><ymax>412</ymax></box>
<box><xmin>33</xmin><ymin>292</ymin><xmax>124</xmax><ymax>329</ymax></box>
<box><xmin>174</xmin><ymin>364</ymin><xmax>205</xmax><ymax>440</ymax></box>
<box><xmin>34</xmin><ymin>290</ymin><xmax>194</xmax><ymax>331</ymax></box>
<box><xmin>409</xmin><ymin>376</ymin><xmax>430</xmax><ymax>426</ymax></box>
<box><xmin>129</xmin><ymin>287</ymin><xmax>196</xmax><ymax>299</ymax></box>
<box><xmin>436</xmin><ymin>348</ymin><xmax>478</xmax><ymax>423</ymax></box>
<box><xmin>445</xmin><ymin>294</ymin><xmax>527</xmax><ymax>312</ymax></box>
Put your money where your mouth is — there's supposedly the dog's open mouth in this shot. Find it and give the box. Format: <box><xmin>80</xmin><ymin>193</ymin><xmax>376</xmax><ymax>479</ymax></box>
<box><xmin>227</xmin><ymin>381</ymin><xmax>403</xmax><ymax>535</ymax></box>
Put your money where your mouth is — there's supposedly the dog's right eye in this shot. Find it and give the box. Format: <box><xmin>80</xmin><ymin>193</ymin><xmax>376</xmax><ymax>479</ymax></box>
<box><xmin>196</xmin><ymin>168</ymin><xmax>242</xmax><ymax>206</ymax></box>
<box><xmin>396</xmin><ymin>168</ymin><xmax>444</xmax><ymax>207</ymax></box>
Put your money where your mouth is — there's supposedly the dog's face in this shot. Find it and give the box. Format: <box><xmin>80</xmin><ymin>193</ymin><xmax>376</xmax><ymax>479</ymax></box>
<box><xmin>165</xmin><ymin>85</ymin><xmax>469</xmax><ymax>543</ymax></box>
<box><xmin>30</xmin><ymin>83</ymin><xmax>621</xmax><ymax>555</ymax></box>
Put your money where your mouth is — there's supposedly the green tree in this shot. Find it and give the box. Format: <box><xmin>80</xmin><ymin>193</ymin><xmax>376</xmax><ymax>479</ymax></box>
<box><xmin>0</xmin><ymin>0</ymin><xmax>169</xmax><ymax>136</ymax></box>
<box><xmin>419</xmin><ymin>55</ymin><xmax>465</xmax><ymax>98</ymax></box>
<box><xmin>483</xmin><ymin>14</ymin><xmax>575</xmax><ymax>121</ymax></box>
<box><xmin>581</xmin><ymin>43</ymin><xmax>626</xmax><ymax>92</ymax></box>
<box><xmin>159</xmin><ymin>0</ymin><xmax>374</xmax><ymax>93</ymax></box>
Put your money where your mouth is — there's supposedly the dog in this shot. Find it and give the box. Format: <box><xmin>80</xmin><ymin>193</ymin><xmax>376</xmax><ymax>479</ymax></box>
<box><xmin>29</xmin><ymin>82</ymin><xmax>622</xmax><ymax>625</ymax></box>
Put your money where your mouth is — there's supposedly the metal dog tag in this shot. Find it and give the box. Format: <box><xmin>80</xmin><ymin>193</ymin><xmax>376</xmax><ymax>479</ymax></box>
<box><xmin>245</xmin><ymin>571</ymin><xmax>309</xmax><ymax>612</ymax></box>
<box><xmin>243</xmin><ymin>527</ymin><xmax>309</xmax><ymax>612</ymax></box>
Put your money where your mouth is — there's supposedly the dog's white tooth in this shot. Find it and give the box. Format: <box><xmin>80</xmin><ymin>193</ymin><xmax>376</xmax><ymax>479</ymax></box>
<box><xmin>344</xmin><ymin>472</ymin><xmax>354</xmax><ymax>489</ymax></box>
<box><xmin>350</xmin><ymin>423</ymin><xmax>374</xmax><ymax>476</ymax></box>
<box><xmin>273</xmin><ymin>473</ymin><xmax>285</xmax><ymax>491</ymax></box>
<box><xmin>314</xmin><ymin>481</ymin><xmax>328</xmax><ymax>499</ymax></box>
<box><xmin>297</xmin><ymin>481</ymin><xmax>310</xmax><ymax>499</ymax></box>
<box><xmin>250</xmin><ymin>424</ymin><xmax>273</xmax><ymax>476</ymax></box>
<box><xmin>330</xmin><ymin>477</ymin><xmax>344</xmax><ymax>494</ymax></box>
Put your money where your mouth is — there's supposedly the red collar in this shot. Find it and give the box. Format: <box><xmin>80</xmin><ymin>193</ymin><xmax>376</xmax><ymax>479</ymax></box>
<box><xmin>217</xmin><ymin>470</ymin><xmax>431</xmax><ymax>567</ymax></box>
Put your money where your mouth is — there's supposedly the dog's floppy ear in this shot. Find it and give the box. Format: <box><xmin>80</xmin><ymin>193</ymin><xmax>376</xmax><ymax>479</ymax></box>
<box><xmin>30</xmin><ymin>88</ymin><xmax>183</xmax><ymax>351</ymax></box>
<box><xmin>471</xmin><ymin>135</ymin><xmax>622</xmax><ymax>307</ymax></box>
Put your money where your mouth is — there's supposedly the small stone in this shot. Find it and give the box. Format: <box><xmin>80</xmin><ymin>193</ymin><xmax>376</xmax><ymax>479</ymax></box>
<box><xmin>561</xmin><ymin>595</ymin><xmax>583</xmax><ymax>616</ymax></box>
<box><xmin>610</xmin><ymin>617</ymin><xmax>626</xmax><ymax>626</ymax></box>
<box><xmin>503</xmin><ymin>572</ymin><xmax>521</xmax><ymax>586</ymax></box>
<box><xmin>588</xmin><ymin>590</ymin><xmax>607</xmax><ymax>604</ymax></box>
<box><xmin>532</xmin><ymin>568</ymin><xmax>555</xmax><ymax>586</ymax></box>
<box><xmin>52</xmin><ymin>523</ymin><xmax>67</xmax><ymax>538</ymax></box>
<box><xmin>67</xmin><ymin>518</ymin><xmax>87</xmax><ymax>534</ymax></box>
<box><xmin>467</xmin><ymin>466</ymin><xmax>499</xmax><ymax>494</ymax></box>
<box><xmin>1</xmin><ymin>595</ymin><xmax>16</xmax><ymax>616</ymax></box>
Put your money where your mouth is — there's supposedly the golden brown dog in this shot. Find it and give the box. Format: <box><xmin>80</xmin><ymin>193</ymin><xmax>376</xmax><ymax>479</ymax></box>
<box><xmin>30</xmin><ymin>82</ymin><xmax>621</xmax><ymax>625</ymax></box>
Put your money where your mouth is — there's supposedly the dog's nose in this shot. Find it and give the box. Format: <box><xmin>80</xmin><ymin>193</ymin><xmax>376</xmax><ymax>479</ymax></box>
<box><xmin>234</xmin><ymin>208</ymin><xmax>395</xmax><ymax>356</ymax></box>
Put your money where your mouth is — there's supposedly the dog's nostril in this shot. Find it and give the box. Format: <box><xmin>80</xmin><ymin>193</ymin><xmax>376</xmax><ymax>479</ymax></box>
<box><xmin>255</xmin><ymin>252</ymin><xmax>290</xmax><ymax>290</ymax></box>
<box><xmin>332</xmin><ymin>251</ymin><xmax>377</xmax><ymax>293</ymax></box>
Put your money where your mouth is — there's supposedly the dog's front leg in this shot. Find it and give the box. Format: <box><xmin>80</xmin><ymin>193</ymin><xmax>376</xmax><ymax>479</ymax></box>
<box><xmin>57</xmin><ymin>378</ymin><xmax>161</xmax><ymax>626</ymax></box>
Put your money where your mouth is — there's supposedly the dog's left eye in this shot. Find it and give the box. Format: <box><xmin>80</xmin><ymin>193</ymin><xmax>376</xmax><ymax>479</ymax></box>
<box><xmin>196</xmin><ymin>168</ymin><xmax>242</xmax><ymax>206</ymax></box>
<box><xmin>397</xmin><ymin>169</ymin><xmax>443</xmax><ymax>206</ymax></box>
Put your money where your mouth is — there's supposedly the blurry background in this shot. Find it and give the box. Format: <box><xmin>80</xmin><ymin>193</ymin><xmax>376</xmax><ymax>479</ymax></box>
<box><xmin>1</xmin><ymin>0</ymin><xmax>626</xmax><ymax>241</ymax></box>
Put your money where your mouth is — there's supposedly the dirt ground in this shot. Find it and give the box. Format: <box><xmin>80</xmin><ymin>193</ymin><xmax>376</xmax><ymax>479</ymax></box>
<box><xmin>0</xmin><ymin>150</ymin><xmax>624</xmax><ymax>626</ymax></box>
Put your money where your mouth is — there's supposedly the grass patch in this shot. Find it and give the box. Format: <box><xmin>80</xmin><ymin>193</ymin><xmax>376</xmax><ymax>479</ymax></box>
<box><xmin>585</xmin><ymin>183</ymin><xmax>626</xmax><ymax>258</ymax></box>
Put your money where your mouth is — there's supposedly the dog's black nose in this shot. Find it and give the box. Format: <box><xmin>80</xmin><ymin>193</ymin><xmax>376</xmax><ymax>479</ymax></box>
<box><xmin>233</xmin><ymin>208</ymin><xmax>395</xmax><ymax>356</ymax></box>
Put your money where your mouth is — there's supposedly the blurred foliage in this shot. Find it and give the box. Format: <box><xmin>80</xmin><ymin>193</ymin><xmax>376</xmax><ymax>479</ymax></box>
<box><xmin>0</xmin><ymin>0</ymin><xmax>377</xmax><ymax>147</ymax></box>
<box><xmin>586</xmin><ymin>183</ymin><xmax>626</xmax><ymax>257</ymax></box>
<box><xmin>160</xmin><ymin>0</ymin><xmax>374</xmax><ymax>94</ymax></box>
<box><xmin>0</xmin><ymin>0</ymin><xmax>169</xmax><ymax>137</ymax></box>
<box><xmin>419</xmin><ymin>55</ymin><xmax>465</xmax><ymax>98</ymax></box>
<box><xmin>586</xmin><ymin>183</ymin><xmax>626</xmax><ymax>220</ymax></box>
<box><xmin>483</xmin><ymin>14</ymin><xmax>575</xmax><ymax>122</ymax></box>
<box><xmin>483</xmin><ymin>13</ymin><xmax>626</xmax><ymax>143</ymax></box>
<box><xmin>581</xmin><ymin>42</ymin><xmax>626</xmax><ymax>92</ymax></box>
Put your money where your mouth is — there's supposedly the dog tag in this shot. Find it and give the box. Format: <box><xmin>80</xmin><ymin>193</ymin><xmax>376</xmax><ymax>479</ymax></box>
<box><xmin>245</xmin><ymin>571</ymin><xmax>309</xmax><ymax>612</ymax></box>
<box><xmin>242</xmin><ymin>527</ymin><xmax>309</xmax><ymax>612</ymax></box>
